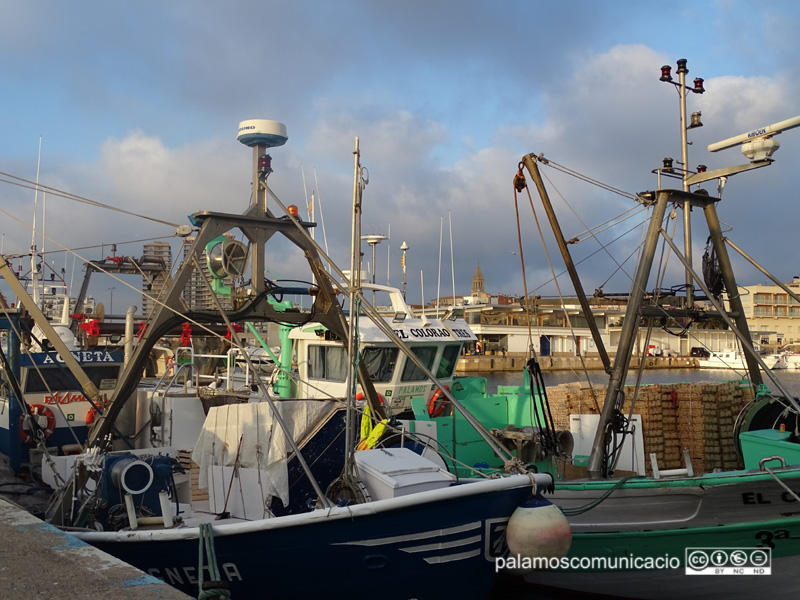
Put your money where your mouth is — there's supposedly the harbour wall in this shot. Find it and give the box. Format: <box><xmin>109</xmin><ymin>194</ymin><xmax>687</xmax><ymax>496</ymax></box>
<box><xmin>457</xmin><ymin>355</ymin><xmax>696</xmax><ymax>372</ymax></box>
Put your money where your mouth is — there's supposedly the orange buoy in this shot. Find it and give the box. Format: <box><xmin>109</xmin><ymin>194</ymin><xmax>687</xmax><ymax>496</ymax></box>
<box><xmin>427</xmin><ymin>386</ymin><xmax>451</xmax><ymax>418</ymax></box>
<box><xmin>20</xmin><ymin>404</ymin><xmax>57</xmax><ymax>446</ymax></box>
<box><xmin>355</xmin><ymin>391</ymin><xmax>386</xmax><ymax>406</ymax></box>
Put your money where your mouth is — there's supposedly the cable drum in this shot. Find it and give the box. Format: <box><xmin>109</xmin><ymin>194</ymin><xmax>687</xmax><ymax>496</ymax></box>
<box><xmin>702</xmin><ymin>237</ymin><xmax>724</xmax><ymax>300</ymax></box>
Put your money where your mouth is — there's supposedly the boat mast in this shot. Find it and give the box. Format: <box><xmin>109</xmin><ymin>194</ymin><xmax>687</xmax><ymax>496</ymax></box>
<box><xmin>660</xmin><ymin>59</ymin><xmax>705</xmax><ymax>308</ymax></box>
<box><xmin>344</xmin><ymin>137</ymin><xmax>364</xmax><ymax>477</ymax></box>
<box><xmin>30</xmin><ymin>137</ymin><xmax>43</xmax><ymax>306</ymax></box>
<box><xmin>586</xmin><ymin>190</ymin><xmax>670</xmax><ymax>478</ymax></box>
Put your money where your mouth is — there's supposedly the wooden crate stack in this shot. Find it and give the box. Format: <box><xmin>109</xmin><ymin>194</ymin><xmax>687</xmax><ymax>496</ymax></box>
<box><xmin>179</xmin><ymin>449</ymin><xmax>209</xmax><ymax>502</ymax></box>
<box><xmin>546</xmin><ymin>380</ymin><xmax>751</xmax><ymax>476</ymax></box>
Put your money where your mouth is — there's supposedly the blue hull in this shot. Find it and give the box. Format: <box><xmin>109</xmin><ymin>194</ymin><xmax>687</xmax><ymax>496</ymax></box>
<box><xmin>75</xmin><ymin>477</ymin><xmax>535</xmax><ymax>599</ymax></box>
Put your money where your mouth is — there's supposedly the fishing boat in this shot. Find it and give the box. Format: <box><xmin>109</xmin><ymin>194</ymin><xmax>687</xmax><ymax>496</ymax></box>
<box><xmin>695</xmin><ymin>348</ymin><xmax>748</xmax><ymax>369</ymax></box>
<box><xmin>777</xmin><ymin>344</ymin><xmax>800</xmax><ymax>370</ymax></box>
<box><xmin>380</xmin><ymin>62</ymin><xmax>800</xmax><ymax>597</ymax></box>
<box><xmin>0</xmin><ymin>249</ymin><xmax>124</xmax><ymax>470</ymax></box>
<box><xmin>1</xmin><ymin>120</ymin><xmax>570</xmax><ymax>599</ymax></box>
<box><xmin>289</xmin><ymin>282</ymin><xmax>476</xmax><ymax>411</ymax></box>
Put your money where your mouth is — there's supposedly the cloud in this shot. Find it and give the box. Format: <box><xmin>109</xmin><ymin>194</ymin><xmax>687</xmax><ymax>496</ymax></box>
<box><xmin>2</xmin><ymin>3</ymin><xmax>799</xmax><ymax>312</ymax></box>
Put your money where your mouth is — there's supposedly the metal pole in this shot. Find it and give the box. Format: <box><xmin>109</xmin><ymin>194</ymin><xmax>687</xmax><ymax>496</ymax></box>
<box><xmin>401</xmin><ymin>242</ymin><xmax>408</xmax><ymax>300</ymax></box>
<box><xmin>0</xmin><ymin>256</ymin><xmax>101</xmax><ymax>403</ymax></box>
<box><xmin>703</xmin><ymin>201</ymin><xmax>763</xmax><ymax>386</ymax></box>
<box><xmin>522</xmin><ymin>154</ymin><xmax>612</xmax><ymax>374</ymax></box>
<box><xmin>677</xmin><ymin>59</ymin><xmax>694</xmax><ymax>307</ymax></box>
<box><xmin>251</xmin><ymin>144</ymin><xmax>267</xmax><ymax>296</ymax></box>
<box><xmin>587</xmin><ymin>190</ymin><xmax>670</xmax><ymax>478</ymax></box>
<box><xmin>726</xmin><ymin>239</ymin><xmax>800</xmax><ymax>306</ymax></box>
<box><xmin>371</xmin><ymin>243</ymin><xmax>376</xmax><ymax>285</ymax></box>
<box><xmin>344</xmin><ymin>137</ymin><xmax>362</xmax><ymax>476</ymax></box>
<box><xmin>659</xmin><ymin>230</ymin><xmax>799</xmax><ymax>408</ymax></box>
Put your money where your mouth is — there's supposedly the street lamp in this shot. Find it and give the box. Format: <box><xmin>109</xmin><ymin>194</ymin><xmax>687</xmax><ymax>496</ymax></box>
<box><xmin>660</xmin><ymin>58</ymin><xmax>704</xmax><ymax>306</ymax></box>
<box><xmin>400</xmin><ymin>241</ymin><xmax>409</xmax><ymax>300</ymax></box>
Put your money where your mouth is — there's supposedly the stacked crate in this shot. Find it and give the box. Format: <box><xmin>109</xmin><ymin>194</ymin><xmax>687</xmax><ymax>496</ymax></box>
<box><xmin>546</xmin><ymin>380</ymin><xmax>752</xmax><ymax>476</ymax></box>
<box><xmin>179</xmin><ymin>449</ymin><xmax>209</xmax><ymax>502</ymax></box>
<box><xmin>543</xmin><ymin>383</ymin><xmax>586</xmax><ymax>430</ymax></box>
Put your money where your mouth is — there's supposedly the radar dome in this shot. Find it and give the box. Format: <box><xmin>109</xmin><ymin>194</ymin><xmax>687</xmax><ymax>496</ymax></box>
<box><xmin>237</xmin><ymin>120</ymin><xmax>288</xmax><ymax>148</ymax></box>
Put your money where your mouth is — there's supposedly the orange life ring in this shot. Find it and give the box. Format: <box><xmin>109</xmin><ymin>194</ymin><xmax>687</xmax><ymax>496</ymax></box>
<box><xmin>20</xmin><ymin>404</ymin><xmax>57</xmax><ymax>446</ymax></box>
<box><xmin>355</xmin><ymin>391</ymin><xmax>386</xmax><ymax>406</ymax></box>
<box><xmin>86</xmin><ymin>407</ymin><xmax>99</xmax><ymax>426</ymax></box>
<box><xmin>427</xmin><ymin>386</ymin><xmax>451</xmax><ymax>418</ymax></box>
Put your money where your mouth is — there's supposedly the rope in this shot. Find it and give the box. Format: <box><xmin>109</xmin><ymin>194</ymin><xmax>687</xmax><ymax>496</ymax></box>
<box><xmin>560</xmin><ymin>476</ymin><xmax>642</xmax><ymax>516</ymax></box>
<box><xmin>197</xmin><ymin>523</ymin><xmax>232</xmax><ymax>599</ymax></box>
<box><xmin>514</xmin><ymin>165</ymin><xmax>601</xmax><ymax>412</ymax></box>
<box><xmin>0</xmin><ymin>171</ymin><xmax>182</xmax><ymax>227</ymax></box>
<box><xmin>539</xmin><ymin>167</ymin><xmax>638</xmax><ymax>284</ymax></box>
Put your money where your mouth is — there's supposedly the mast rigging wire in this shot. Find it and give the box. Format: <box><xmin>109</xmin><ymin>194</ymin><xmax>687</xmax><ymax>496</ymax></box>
<box><xmin>0</xmin><ymin>171</ymin><xmax>182</xmax><ymax>228</ymax></box>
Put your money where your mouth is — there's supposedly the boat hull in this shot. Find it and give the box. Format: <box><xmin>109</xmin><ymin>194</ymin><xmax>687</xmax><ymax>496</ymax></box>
<box><xmin>517</xmin><ymin>469</ymin><xmax>800</xmax><ymax>598</ymax></box>
<box><xmin>71</xmin><ymin>476</ymin><xmax>537</xmax><ymax>599</ymax></box>
<box><xmin>552</xmin><ymin>468</ymin><xmax>800</xmax><ymax>530</ymax></box>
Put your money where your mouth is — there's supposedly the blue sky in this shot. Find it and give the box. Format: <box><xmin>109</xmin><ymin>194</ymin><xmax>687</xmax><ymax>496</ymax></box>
<box><xmin>1</xmin><ymin>0</ymin><xmax>799</xmax><ymax>313</ymax></box>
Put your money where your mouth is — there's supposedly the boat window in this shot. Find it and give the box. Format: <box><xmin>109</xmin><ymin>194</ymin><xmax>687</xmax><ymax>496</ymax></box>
<box><xmin>436</xmin><ymin>344</ymin><xmax>461</xmax><ymax>378</ymax></box>
<box><xmin>307</xmin><ymin>344</ymin><xmax>348</xmax><ymax>382</ymax></box>
<box><xmin>24</xmin><ymin>365</ymin><xmax>120</xmax><ymax>394</ymax></box>
<box><xmin>360</xmin><ymin>347</ymin><xmax>398</xmax><ymax>383</ymax></box>
<box><xmin>400</xmin><ymin>346</ymin><xmax>437</xmax><ymax>382</ymax></box>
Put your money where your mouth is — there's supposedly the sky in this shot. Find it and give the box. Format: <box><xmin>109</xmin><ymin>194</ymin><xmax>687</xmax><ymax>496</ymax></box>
<box><xmin>1</xmin><ymin>0</ymin><xmax>799</xmax><ymax>315</ymax></box>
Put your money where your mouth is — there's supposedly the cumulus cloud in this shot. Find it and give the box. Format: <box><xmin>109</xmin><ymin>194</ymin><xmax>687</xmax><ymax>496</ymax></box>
<box><xmin>2</xmin><ymin>2</ymin><xmax>799</xmax><ymax>311</ymax></box>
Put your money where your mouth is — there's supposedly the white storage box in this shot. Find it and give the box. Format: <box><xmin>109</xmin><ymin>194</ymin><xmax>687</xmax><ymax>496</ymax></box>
<box><xmin>355</xmin><ymin>447</ymin><xmax>456</xmax><ymax>501</ymax></box>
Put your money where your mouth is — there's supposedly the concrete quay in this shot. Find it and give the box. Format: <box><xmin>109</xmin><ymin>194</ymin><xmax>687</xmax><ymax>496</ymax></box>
<box><xmin>0</xmin><ymin>496</ymin><xmax>191</xmax><ymax>599</ymax></box>
<box><xmin>457</xmin><ymin>354</ymin><xmax>697</xmax><ymax>373</ymax></box>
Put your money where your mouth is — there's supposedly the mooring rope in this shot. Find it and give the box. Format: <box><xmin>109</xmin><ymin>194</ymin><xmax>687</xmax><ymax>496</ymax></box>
<box><xmin>197</xmin><ymin>523</ymin><xmax>232</xmax><ymax>599</ymax></box>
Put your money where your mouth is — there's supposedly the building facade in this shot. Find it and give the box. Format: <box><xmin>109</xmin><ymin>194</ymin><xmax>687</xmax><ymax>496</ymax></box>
<box><xmin>141</xmin><ymin>242</ymin><xmax>172</xmax><ymax>317</ymax></box>
<box><xmin>739</xmin><ymin>276</ymin><xmax>800</xmax><ymax>348</ymax></box>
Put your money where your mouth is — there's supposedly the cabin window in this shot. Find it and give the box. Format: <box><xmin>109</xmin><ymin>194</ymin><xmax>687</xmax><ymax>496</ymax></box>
<box><xmin>24</xmin><ymin>365</ymin><xmax>120</xmax><ymax>394</ymax></box>
<box><xmin>400</xmin><ymin>346</ymin><xmax>437</xmax><ymax>382</ymax></box>
<box><xmin>360</xmin><ymin>347</ymin><xmax>398</xmax><ymax>383</ymax></box>
<box><xmin>307</xmin><ymin>344</ymin><xmax>348</xmax><ymax>382</ymax></box>
<box><xmin>436</xmin><ymin>344</ymin><xmax>461</xmax><ymax>378</ymax></box>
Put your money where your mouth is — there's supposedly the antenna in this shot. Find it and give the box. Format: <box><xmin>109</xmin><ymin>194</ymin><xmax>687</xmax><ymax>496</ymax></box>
<box><xmin>708</xmin><ymin>115</ymin><xmax>800</xmax><ymax>161</ymax></box>
<box><xmin>449</xmin><ymin>211</ymin><xmax>455</xmax><ymax>307</ymax></box>
<box><xmin>420</xmin><ymin>269</ymin><xmax>430</xmax><ymax>325</ymax></box>
<box><xmin>386</xmin><ymin>223</ymin><xmax>391</xmax><ymax>286</ymax></box>
<box><xmin>301</xmin><ymin>165</ymin><xmax>312</xmax><ymax>240</ymax></box>
<box><xmin>313</xmin><ymin>169</ymin><xmax>330</xmax><ymax>267</ymax></box>
<box><xmin>436</xmin><ymin>216</ymin><xmax>443</xmax><ymax>318</ymax></box>
<box><xmin>31</xmin><ymin>136</ymin><xmax>42</xmax><ymax>305</ymax></box>
<box><xmin>237</xmin><ymin>119</ymin><xmax>287</xmax><ymax>296</ymax></box>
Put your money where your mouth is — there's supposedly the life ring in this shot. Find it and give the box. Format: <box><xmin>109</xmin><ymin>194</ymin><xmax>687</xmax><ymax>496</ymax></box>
<box><xmin>20</xmin><ymin>404</ymin><xmax>57</xmax><ymax>446</ymax></box>
<box><xmin>86</xmin><ymin>407</ymin><xmax>99</xmax><ymax>426</ymax></box>
<box><xmin>427</xmin><ymin>386</ymin><xmax>451</xmax><ymax>418</ymax></box>
<box><xmin>355</xmin><ymin>391</ymin><xmax>386</xmax><ymax>406</ymax></box>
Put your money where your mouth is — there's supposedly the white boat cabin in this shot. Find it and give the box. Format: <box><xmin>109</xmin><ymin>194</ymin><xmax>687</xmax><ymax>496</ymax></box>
<box><xmin>289</xmin><ymin>284</ymin><xmax>476</xmax><ymax>410</ymax></box>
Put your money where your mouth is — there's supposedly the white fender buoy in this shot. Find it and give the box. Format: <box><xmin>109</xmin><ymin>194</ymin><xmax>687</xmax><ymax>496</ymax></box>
<box><xmin>506</xmin><ymin>494</ymin><xmax>572</xmax><ymax>561</ymax></box>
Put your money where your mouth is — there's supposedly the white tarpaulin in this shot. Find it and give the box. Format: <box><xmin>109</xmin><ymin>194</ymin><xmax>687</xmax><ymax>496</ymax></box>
<box><xmin>191</xmin><ymin>400</ymin><xmax>335</xmax><ymax>507</ymax></box>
